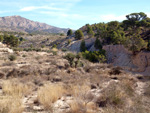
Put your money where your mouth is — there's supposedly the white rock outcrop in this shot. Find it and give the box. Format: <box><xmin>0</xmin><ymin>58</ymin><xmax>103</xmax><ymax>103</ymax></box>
<box><xmin>0</xmin><ymin>42</ymin><xmax>13</xmax><ymax>53</ymax></box>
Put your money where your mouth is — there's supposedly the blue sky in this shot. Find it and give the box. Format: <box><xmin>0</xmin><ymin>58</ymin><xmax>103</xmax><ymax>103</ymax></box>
<box><xmin>0</xmin><ymin>0</ymin><xmax>150</xmax><ymax>29</ymax></box>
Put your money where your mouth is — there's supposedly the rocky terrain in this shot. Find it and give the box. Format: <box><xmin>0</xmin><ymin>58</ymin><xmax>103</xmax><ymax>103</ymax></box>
<box><xmin>103</xmin><ymin>45</ymin><xmax>150</xmax><ymax>76</ymax></box>
<box><xmin>0</xmin><ymin>12</ymin><xmax>150</xmax><ymax>113</ymax></box>
<box><xmin>0</xmin><ymin>15</ymin><xmax>68</xmax><ymax>34</ymax></box>
<box><xmin>0</xmin><ymin>43</ymin><xmax>150</xmax><ymax>113</ymax></box>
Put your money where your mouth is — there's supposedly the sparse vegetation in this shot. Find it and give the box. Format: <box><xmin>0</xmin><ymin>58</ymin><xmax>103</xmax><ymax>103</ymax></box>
<box><xmin>38</xmin><ymin>84</ymin><xmax>67</xmax><ymax>110</ymax></box>
<box><xmin>75</xmin><ymin>30</ymin><xmax>84</xmax><ymax>40</ymax></box>
<box><xmin>8</xmin><ymin>54</ymin><xmax>17</xmax><ymax>61</ymax></box>
<box><xmin>81</xmin><ymin>50</ymin><xmax>106</xmax><ymax>63</ymax></box>
<box><xmin>80</xmin><ymin>40</ymin><xmax>86</xmax><ymax>52</ymax></box>
<box><xmin>0</xmin><ymin>11</ymin><xmax>150</xmax><ymax>113</ymax></box>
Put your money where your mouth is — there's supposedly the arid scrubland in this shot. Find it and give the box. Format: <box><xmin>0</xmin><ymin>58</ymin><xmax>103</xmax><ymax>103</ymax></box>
<box><xmin>0</xmin><ymin>49</ymin><xmax>150</xmax><ymax>113</ymax></box>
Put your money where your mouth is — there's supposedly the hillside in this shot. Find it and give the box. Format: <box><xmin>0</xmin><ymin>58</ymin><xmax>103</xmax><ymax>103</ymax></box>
<box><xmin>50</xmin><ymin>12</ymin><xmax>150</xmax><ymax>75</ymax></box>
<box><xmin>0</xmin><ymin>15</ymin><xmax>68</xmax><ymax>34</ymax></box>
<box><xmin>0</xmin><ymin>42</ymin><xmax>150</xmax><ymax>113</ymax></box>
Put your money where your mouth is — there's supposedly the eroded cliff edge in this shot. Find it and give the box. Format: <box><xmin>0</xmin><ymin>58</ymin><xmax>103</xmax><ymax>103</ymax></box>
<box><xmin>103</xmin><ymin>45</ymin><xmax>150</xmax><ymax>76</ymax></box>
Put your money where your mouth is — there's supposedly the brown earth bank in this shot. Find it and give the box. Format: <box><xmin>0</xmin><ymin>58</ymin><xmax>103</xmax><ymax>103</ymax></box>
<box><xmin>103</xmin><ymin>45</ymin><xmax>150</xmax><ymax>76</ymax></box>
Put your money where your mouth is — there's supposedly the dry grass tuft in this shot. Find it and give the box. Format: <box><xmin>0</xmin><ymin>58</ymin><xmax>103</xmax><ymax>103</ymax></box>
<box><xmin>3</xmin><ymin>80</ymin><xmax>32</xmax><ymax>97</ymax></box>
<box><xmin>0</xmin><ymin>97</ymin><xmax>23</xmax><ymax>113</ymax></box>
<box><xmin>0</xmin><ymin>80</ymin><xmax>32</xmax><ymax>113</ymax></box>
<box><xmin>70</xmin><ymin>84</ymin><xmax>90</xmax><ymax>100</ymax></box>
<box><xmin>70</xmin><ymin>100</ymin><xmax>86</xmax><ymax>113</ymax></box>
<box><xmin>38</xmin><ymin>83</ymin><xmax>67</xmax><ymax>110</ymax></box>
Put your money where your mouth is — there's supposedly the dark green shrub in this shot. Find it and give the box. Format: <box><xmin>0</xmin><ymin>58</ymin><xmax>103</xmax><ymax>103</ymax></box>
<box><xmin>0</xmin><ymin>35</ymin><xmax>3</xmax><ymax>42</ymax></box>
<box><xmin>22</xmin><ymin>54</ymin><xmax>27</xmax><ymax>57</ymax></box>
<box><xmin>81</xmin><ymin>50</ymin><xmax>106</xmax><ymax>63</ymax></box>
<box><xmin>80</xmin><ymin>40</ymin><xmax>86</xmax><ymax>52</ymax></box>
<box><xmin>12</xmin><ymin>47</ymin><xmax>23</xmax><ymax>51</ymax></box>
<box><xmin>94</xmin><ymin>37</ymin><xmax>102</xmax><ymax>50</ymax></box>
<box><xmin>68</xmin><ymin>39</ymin><xmax>71</xmax><ymax>45</ymax></box>
<box><xmin>75</xmin><ymin>30</ymin><xmax>84</xmax><ymax>40</ymax></box>
<box><xmin>87</xmin><ymin>25</ymin><xmax>94</xmax><ymax>36</ymax></box>
<box><xmin>52</xmin><ymin>44</ymin><xmax>57</xmax><ymax>48</ymax></box>
<box><xmin>8</xmin><ymin>55</ymin><xmax>17</xmax><ymax>61</ymax></box>
<box><xmin>67</xmin><ymin>29</ymin><xmax>73</xmax><ymax>36</ymax></box>
<box><xmin>3</xmin><ymin>34</ymin><xmax>19</xmax><ymax>47</ymax></box>
<box><xmin>52</xmin><ymin>51</ymin><xmax>57</xmax><ymax>55</ymax></box>
<box><xmin>41</xmin><ymin>45</ymin><xmax>45</xmax><ymax>48</ymax></box>
<box><xmin>64</xmin><ymin>53</ymin><xmax>75</xmax><ymax>67</ymax></box>
<box><xmin>62</xmin><ymin>48</ymin><xmax>68</xmax><ymax>52</ymax></box>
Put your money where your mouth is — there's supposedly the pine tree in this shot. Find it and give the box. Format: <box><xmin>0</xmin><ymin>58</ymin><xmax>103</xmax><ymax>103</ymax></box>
<box><xmin>87</xmin><ymin>25</ymin><xmax>94</xmax><ymax>36</ymax></box>
<box><xmin>94</xmin><ymin>37</ymin><xmax>102</xmax><ymax>50</ymax></box>
<box><xmin>80</xmin><ymin>40</ymin><xmax>86</xmax><ymax>52</ymax></box>
<box><xmin>75</xmin><ymin>30</ymin><xmax>84</xmax><ymax>40</ymax></box>
<box><xmin>67</xmin><ymin>29</ymin><xmax>73</xmax><ymax>36</ymax></box>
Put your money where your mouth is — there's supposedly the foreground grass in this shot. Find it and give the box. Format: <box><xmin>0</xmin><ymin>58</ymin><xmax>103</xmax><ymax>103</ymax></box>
<box><xmin>0</xmin><ymin>80</ymin><xmax>32</xmax><ymax>113</ymax></box>
<box><xmin>38</xmin><ymin>83</ymin><xmax>67</xmax><ymax>110</ymax></box>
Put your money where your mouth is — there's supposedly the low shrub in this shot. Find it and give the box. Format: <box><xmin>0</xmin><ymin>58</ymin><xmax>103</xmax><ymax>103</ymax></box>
<box><xmin>81</xmin><ymin>50</ymin><xmax>106</xmax><ymax>63</ymax></box>
<box><xmin>8</xmin><ymin>55</ymin><xmax>17</xmax><ymax>61</ymax></box>
<box><xmin>64</xmin><ymin>53</ymin><xmax>83</xmax><ymax>68</ymax></box>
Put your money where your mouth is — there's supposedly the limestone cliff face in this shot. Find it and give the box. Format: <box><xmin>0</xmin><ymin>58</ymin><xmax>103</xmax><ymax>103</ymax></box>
<box><xmin>103</xmin><ymin>45</ymin><xmax>150</xmax><ymax>76</ymax></box>
<box><xmin>68</xmin><ymin>37</ymin><xmax>96</xmax><ymax>52</ymax></box>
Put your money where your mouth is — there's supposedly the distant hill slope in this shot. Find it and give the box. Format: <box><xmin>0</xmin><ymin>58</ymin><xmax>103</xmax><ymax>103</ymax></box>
<box><xmin>0</xmin><ymin>15</ymin><xmax>68</xmax><ymax>34</ymax></box>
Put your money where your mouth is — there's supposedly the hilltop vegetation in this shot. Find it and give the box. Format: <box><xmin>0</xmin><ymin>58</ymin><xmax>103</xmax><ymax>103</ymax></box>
<box><xmin>74</xmin><ymin>12</ymin><xmax>150</xmax><ymax>53</ymax></box>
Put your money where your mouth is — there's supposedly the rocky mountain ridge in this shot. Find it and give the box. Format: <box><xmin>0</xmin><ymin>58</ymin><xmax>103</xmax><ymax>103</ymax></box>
<box><xmin>0</xmin><ymin>15</ymin><xmax>68</xmax><ymax>34</ymax></box>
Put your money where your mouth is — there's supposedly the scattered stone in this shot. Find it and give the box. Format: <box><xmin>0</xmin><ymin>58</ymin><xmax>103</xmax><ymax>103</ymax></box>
<box><xmin>91</xmin><ymin>84</ymin><xmax>97</xmax><ymax>89</ymax></box>
<box><xmin>52</xmin><ymin>76</ymin><xmax>62</xmax><ymax>82</ymax></box>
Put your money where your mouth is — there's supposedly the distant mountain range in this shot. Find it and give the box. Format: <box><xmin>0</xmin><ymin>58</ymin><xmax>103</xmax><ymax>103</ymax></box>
<box><xmin>0</xmin><ymin>15</ymin><xmax>68</xmax><ymax>34</ymax></box>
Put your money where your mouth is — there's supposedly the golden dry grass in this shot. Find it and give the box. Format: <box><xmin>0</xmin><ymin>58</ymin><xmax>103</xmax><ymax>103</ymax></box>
<box><xmin>0</xmin><ymin>96</ymin><xmax>23</xmax><ymax>113</ymax></box>
<box><xmin>70</xmin><ymin>100</ymin><xmax>86</xmax><ymax>113</ymax></box>
<box><xmin>71</xmin><ymin>84</ymin><xmax>90</xmax><ymax>100</ymax></box>
<box><xmin>3</xmin><ymin>80</ymin><xmax>32</xmax><ymax>97</ymax></box>
<box><xmin>37</xmin><ymin>83</ymin><xmax>67</xmax><ymax>109</ymax></box>
<box><xmin>0</xmin><ymin>80</ymin><xmax>32</xmax><ymax>113</ymax></box>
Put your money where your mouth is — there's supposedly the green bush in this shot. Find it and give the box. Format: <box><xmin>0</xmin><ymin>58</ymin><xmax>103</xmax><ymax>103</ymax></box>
<box><xmin>67</xmin><ymin>29</ymin><xmax>73</xmax><ymax>36</ymax></box>
<box><xmin>80</xmin><ymin>40</ymin><xmax>86</xmax><ymax>52</ymax></box>
<box><xmin>22</xmin><ymin>54</ymin><xmax>27</xmax><ymax>57</ymax></box>
<box><xmin>75</xmin><ymin>30</ymin><xmax>84</xmax><ymax>40</ymax></box>
<box><xmin>94</xmin><ymin>37</ymin><xmax>102</xmax><ymax>50</ymax></box>
<box><xmin>3</xmin><ymin>34</ymin><xmax>19</xmax><ymax>47</ymax></box>
<box><xmin>52</xmin><ymin>51</ymin><xmax>57</xmax><ymax>55</ymax></box>
<box><xmin>0</xmin><ymin>35</ymin><xmax>4</xmax><ymax>42</ymax></box>
<box><xmin>87</xmin><ymin>24</ymin><xmax>94</xmax><ymax>36</ymax></box>
<box><xmin>52</xmin><ymin>44</ymin><xmax>57</xmax><ymax>48</ymax></box>
<box><xmin>81</xmin><ymin>50</ymin><xmax>106</xmax><ymax>63</ymax></box>
<box><xmin>41</xmin><ymin>45</ymin><xmax>45</xmax><ymax>48</ymax></box>
<box><xmin>61</xmin><ymin>48</ymin><xmax>68</xmax><ymax>52</ymax></box>
<box><xmin>68</xmin><ymin>39</ymin><xmax>71</xmax><ymax>45</ymax></box>
<box><xmin>64</xmin><ymin>53</ymin><xmax>83</xmax><ymax>68</ymax></box>
<box><xmin>64</xmin><ymin>53</ymin><xmax>75</xmax><ymax>67</ymax></box>
<box><xmin>12</xmin><ymin>47</ymin><xmax>23</xmax><ymax>51</ymax></box>
<box><xmin>8</xmin><ymin>55</ymin><xmax>17</xmax><ymax>61</ymax></box>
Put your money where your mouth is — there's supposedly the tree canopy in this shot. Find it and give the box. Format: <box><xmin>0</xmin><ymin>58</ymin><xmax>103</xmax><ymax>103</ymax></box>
<box><xmin>67</xmin><ymin>29</ymin><xmax>73</xmax><ymax>36</ymax></box>
<box><xmin>77</xmin><ymin>12</ymin><xmax>150</xmax><ymax>53</ymax></box>
<box><xmin>75</xmin><ymin>30</ymin><xmax>84</xmax><ymax>40</ymax></box>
